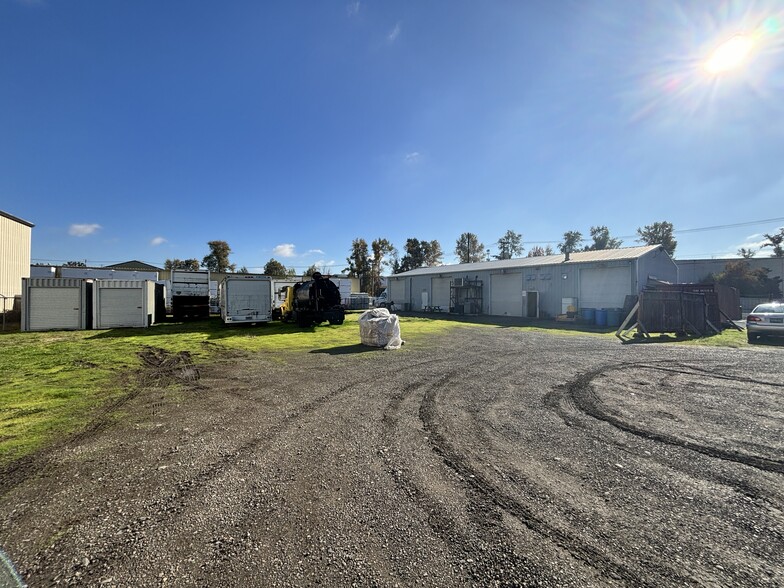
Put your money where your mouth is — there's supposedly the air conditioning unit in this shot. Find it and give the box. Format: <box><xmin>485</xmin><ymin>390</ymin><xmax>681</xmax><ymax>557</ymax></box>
<box><xmin>453</xmin><ymin>278</ymin><xmax>464</xmax><ymax>287</ymax></box>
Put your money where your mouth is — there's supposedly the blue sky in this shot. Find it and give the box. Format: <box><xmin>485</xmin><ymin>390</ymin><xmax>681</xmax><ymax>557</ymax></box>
<box><xmin>2</xmin><ymin>0</ymin><xmax>784</xmax><ymax>272</ymax></box>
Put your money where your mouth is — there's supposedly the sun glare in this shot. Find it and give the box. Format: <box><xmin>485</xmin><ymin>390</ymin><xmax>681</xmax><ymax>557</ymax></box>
<box><xmin>704</xmin><ymin>34</ymin><xmax>755</xmax><ymax>74</ymax></box>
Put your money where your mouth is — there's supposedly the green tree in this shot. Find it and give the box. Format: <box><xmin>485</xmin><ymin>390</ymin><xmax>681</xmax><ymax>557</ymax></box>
<box><xmin>710</xmin><ymin>260</ymin><xmax>782</xmax><ymax>297</ymax></box>
<box><xmin>585</xmin><ymin>226</ymin><xmax>622</xmax><ymax>251</ymax></box>
<box><xmin>345</xmin><ymin>238</ymin><xmax>371</xmax><ymax>292</ymax></box>
<box><xmin>64</xmin><ymin>260</ymin><xmax>87</xmax><ymax>267</ymax></box>
<box><xmin>370</xmin><ymin>238</ymin><xmax>395</xmax><ymax>296</ymax></box>
<box><xmin>423</xmin><ymin>240</ymin><xmax>443</xmax><ymax>267</ymax></box>
<box><xmin>636</xmin><ymin>221</ymin><xmax>677</xmax><ymax>256</ymax></box>
<box><xmin>164</xmin><ymin>258</ymin><xmax>200</xmax><ymax>271</ymax></box>
<box><xmin>237</xmin><ymin>266</ymin><xmax>249</xmax><ymax>274</ymax></box>
<box><xmin>396</xmin><ymin>238</ymin><xmax>443</xmax><ymax>273</ymax></box>
<box><xmin>455</xmin><ymin>232</ymin><xmax>485</xmax><ymax>263</ymax></box>
<box><xmin>202</xmin><ymin>240</ymin><xmax>236</xmax><ymax>273</ymax></box>
<box><xmin>263</xmin><ymin>258</ymin><xmax>288</xmax><ymax>276</ymax></box>
<box><xmin>494</xmin><ymin>229</ymin><xmax>524</xmax><ymax>260</ymax></box>
<box><xmin>761</xmin><ymin>228</ymin><xmax>784</xmax><ymax>257</ymax></box>
<box><xmin>304</xmin><ymin>264</ymin><xmax>319</xmax><ymax>277</ymax></box>
<box><xmin>527</xmin><ymin>245</ymin><xmax>554</xmax><ymax>257</ymax></box>
<box><xmin>558</xmin><ymin>230</ymin><xmax>583</xmax><ymax>254</ymax></box>
<box><xmin>737</xmin><ymin>247</ymin><xmax>756</xmax><ymax>259</ymax></box>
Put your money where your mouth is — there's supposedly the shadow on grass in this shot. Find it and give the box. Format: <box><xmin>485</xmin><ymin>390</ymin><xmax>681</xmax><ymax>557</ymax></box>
<box><xmin>87</xmin><ymin>317</ymin><xmax>317</xmax><ymax>340</ymax></box>
<box><xmin>309</xmin><ymin>344</ymin><xmax>380</xmax><ymax>355</ymax></box>
<box><xmin>400</xmin><ymin>312</ymin><xmax>617</xmax><ymax>334</ymax></box>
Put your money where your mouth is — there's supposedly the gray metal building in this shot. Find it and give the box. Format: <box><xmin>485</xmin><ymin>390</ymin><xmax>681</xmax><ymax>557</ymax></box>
<box><xmin>387</xmin><ymin>245</ymin><xmax>677</xmax><ymax>318</ymax></box>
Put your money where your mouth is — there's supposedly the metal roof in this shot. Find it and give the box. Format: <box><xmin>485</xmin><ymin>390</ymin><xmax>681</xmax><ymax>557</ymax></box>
<box><xmin>391</xmin><ymin>244</ymin><xmax>667</xmax><ymax>278</ymax></box>
<box><xmin>0</xmin><ymin>210</ymin><xmax>34</xmax><ymax>227</ymax></box>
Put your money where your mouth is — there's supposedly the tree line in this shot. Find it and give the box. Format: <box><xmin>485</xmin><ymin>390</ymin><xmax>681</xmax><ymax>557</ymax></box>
<box><xmin>164</xmin><ymin>225</ymin><xmax>784</xmax><ymax>296</ymax></box>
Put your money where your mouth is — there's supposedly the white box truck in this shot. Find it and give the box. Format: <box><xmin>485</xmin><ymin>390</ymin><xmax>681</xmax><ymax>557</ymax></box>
<box><xmin>170</xmin><ymin>270</ymin><xmax>211</xmax><ymax>320</ymax></box>
<box><xmin>220</xmin><ymin>275</ymin><xmax>273</xmax><ymax>324</ymax></box>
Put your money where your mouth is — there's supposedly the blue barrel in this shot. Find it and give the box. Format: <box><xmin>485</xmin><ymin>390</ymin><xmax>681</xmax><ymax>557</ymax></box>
<box><xmin>606</xmin><ymin>308</ymin><xmax>623</xmax><ymax>327</ymax></box>
<box><xmin>595</xmin><ymin>308</ymin><xmax>608</xmax><ymax>327</ymax></box>
<box><xmin>581</xmin><ymin>308</ymin><xmax>595</xmax><ymax>323</ymax></box>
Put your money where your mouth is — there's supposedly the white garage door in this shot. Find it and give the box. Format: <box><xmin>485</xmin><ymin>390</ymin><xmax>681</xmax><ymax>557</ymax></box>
<box><xmin>98</xmin><ymin>288</ymin><xmax>144</xmax><ymax>328</ymax></box>
<box><xmin>580</xmin><ymin>266</ymin><xmax>631</xmax><ymax>309</ymax></box>
<box><xmin>28</xmin><ymin>287</ymin><xmax>81</xmax><ymax>331</ymax></box>
<box><xmin>388</xmin><ymin>279</ymin><xmax>407</xmax><ymax>306</ymax></box>
<box><xmin>431</xmin><ymin>277</ymin><xmax>451</xmax><ymax>308</ymax></box>
<box><xmin>490</xmin><ymin>273</ymin><xmax>523</xmax><ymax>317</ymax></box>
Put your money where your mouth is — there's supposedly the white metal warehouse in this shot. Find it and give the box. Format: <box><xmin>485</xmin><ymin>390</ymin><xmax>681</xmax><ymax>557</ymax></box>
<box><xmin>0</xmin><ymin>210</ymin><xmax>34</xmax><ymax>306</ymax></box>
<box><xmin>386</xmin><ymin>245</ymin><xmax>677</xmax><ymax>318</ymax></box>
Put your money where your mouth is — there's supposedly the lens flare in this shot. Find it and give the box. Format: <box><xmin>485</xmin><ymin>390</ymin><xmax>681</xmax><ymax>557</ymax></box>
<box><xmin>704</xmin><ymin>34</ymin><xmax>755</xmax><ymax>74</ymax></box>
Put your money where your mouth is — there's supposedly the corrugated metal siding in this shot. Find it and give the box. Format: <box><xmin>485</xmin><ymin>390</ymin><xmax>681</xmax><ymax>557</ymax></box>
<box><xmin>22</xmin><ymin>278</ymin><xmax>88</xmax><ymax>331</ymax></box>
<box><xmin>0</xmin><ymin>215</ymin><xmax>32</xmax><ymax>299</ymax></box>
<box><xmin>636</xmin><ymin>249</ymin><xmax>678</xmax><ymax>288</ymax></box>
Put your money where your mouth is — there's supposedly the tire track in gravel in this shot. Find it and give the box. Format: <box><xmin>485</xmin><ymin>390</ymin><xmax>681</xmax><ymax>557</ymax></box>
<box><xmin>559</xmin><ymin>362</ymin><xmax>784</xmax><ymax>474</ymax></box>
<box><xmin>60</xmin><ymin>355</ymin><xmax>451</xmax><ymax>582</ymax></box>
<box><xmin>414</xmin><ymin>367</ymin><xmax>677</xmax><ymax>588</ymax></box>
<box><xmin>379</xmin><ymin>349</ymin><xmax>655</xmax><ymax>587</ymax></box>
<box><xmin>379</xmin><ymin>358</ymin><xmax>559</xmax><ymax>587</ymax></box>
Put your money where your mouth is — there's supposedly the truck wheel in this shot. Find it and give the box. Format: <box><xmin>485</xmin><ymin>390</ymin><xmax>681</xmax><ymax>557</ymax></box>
<box><xmin>329</xmin><ymin>317</ymin><xmax>344</xmax><ymax>325</ymax></box>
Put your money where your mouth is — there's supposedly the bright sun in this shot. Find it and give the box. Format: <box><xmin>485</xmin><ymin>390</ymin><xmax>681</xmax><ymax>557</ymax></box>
<box><xmin>704</xmin><ymin>34</ymin><xmax>755</xmax><ymax>74</ymax></box>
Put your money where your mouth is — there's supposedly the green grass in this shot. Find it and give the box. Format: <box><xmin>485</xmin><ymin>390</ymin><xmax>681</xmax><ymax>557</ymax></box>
<box><xmin>0</xmin><ymin>314</ymin><xmax>455</xmax><ymax>464</ymax></box>
<box><xmin>0</xmin><ymin>313</ymin><xmax>755</xmax><ymax>466</ymax></box>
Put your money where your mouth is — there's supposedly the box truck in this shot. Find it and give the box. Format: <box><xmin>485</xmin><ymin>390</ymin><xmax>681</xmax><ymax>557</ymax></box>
<box><xmin>219</xmin><ymin>275</ymin><xmax>273</xmax><ymax>324</ymax></box>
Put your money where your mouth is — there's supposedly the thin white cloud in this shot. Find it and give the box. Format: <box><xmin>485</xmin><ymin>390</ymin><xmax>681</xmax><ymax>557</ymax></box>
<box><xmin>306</xmin><ymin>249</ymin><xmax>325</xmax><ymax>255</ymax></box>
<box><xmin>404</xmin><ymin>151</ymin><xmax>420</xmax><ymax>164</ymax></box>
<box><xmin>273</xmin><ymin>243</ymin><xmax>297</xmax><ymax>258</ymax></box>
<box><xmin>150</xmin><ymin>236</ymin><xmax>167</xmax><ymax>246</ymax></box>
<box><xmin>387</xmin><ymin>22</ymin><xmax>401</xmax><ymax>42</ymax></box>
<box><xmin>68</xmin><ymin>223</ymin><xmax>101</xmax><ymax>237</ymax></box>
<box><xmin>346</xmin><ymin>1</ymin><xmax>360</xmax><ymax>17</ymax></box>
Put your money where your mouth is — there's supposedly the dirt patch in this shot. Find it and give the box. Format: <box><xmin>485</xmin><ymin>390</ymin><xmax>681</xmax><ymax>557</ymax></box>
<box><xmin>136</xmin><ymin>346</ymin><xmax>200</xmax><ymax>387</ymax></box>
<box><xmin>0</xmin><ymin>329</ymin><xmax>781</xmax><ymax>586</ymax></box>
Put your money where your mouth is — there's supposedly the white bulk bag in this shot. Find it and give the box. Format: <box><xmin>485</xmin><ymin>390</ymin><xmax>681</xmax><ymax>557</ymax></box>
<box><xmin>358</xmin><ymin>308</ymin><xmax>404</xmax><ymax>350</ymax></box>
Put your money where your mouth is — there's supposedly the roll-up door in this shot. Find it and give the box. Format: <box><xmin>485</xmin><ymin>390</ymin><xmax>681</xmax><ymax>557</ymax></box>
<box><xmin>99</xmin><ymin>288</ymin><xmax>144</xmax><ymax>327</ymax></box>
<box><xmin>29</xmin><ymin>287</ymin><xmax>81</xmax><ymax>330</ymax></box>
<box><xmin>490</xmin><ymin>273</ymin><xmax>523</xmax><ymax>317</ymax></box>
<box><xmin>579</xmin><ymin>266</ymin><xmax>631</xmax><ymax>309</ymax></box>
<box><xmin>388</xmin><ymin>279</ymin><xmax>406</xmax><ymax>306</ymax></box>
<box><xmin>431</xmin><ymin>277</ymin><xmax>451</xmax><ymax>308</ymax></box>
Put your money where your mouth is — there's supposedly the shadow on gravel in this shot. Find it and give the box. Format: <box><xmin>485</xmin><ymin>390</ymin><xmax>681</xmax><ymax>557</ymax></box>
<box><xmin>310</xmin><ymin>344</ymin><xmax>381</xmax><ymax>355</ymax></box>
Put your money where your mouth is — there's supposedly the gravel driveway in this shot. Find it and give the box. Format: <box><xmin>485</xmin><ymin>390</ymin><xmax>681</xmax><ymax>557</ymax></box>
<box><xmin>1</xmin><ymin>326</ymin><xmax>782</xmax><ymax>587</ymax></box>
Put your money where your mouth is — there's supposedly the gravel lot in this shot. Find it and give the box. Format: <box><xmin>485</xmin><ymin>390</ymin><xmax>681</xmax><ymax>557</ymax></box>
<box><xmin>1</xmin><ymin>326</ymin><xmax>782</xmax><ymax>587</ymax></box>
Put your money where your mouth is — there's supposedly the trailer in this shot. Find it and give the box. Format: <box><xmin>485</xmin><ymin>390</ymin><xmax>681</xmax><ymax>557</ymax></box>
<box><xmin>219</xmin><ymin>275</ymin><xmax>273</xmax><ymax>324</ymax></box>
<box><xmin>170</xmin><ymin>270</ymin><xmax>210</xmax><ymax>320</ymax></box>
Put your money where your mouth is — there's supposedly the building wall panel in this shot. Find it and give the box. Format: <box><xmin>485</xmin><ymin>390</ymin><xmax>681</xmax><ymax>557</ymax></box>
<box><xmin>0</xmin><ymin>215</ymin><xmax>32</xmax><ymax>300</ymax></box>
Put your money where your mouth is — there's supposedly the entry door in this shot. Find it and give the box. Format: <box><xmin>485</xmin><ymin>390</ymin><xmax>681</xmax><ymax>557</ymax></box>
<box><xmin>523</xmin><ymin>291</ymin><xmax>539</xmax><ymax>318</ymax></box>
<box><xmin>491</xmin><ymin>273</ymin><xmax>523</xmax><ymax>317</ymax></box>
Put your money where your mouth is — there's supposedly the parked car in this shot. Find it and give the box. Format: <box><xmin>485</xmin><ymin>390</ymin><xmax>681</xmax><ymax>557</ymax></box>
<box><xmin>746</xmin><ymin>302</ymin><xmax>784</xmax><ymax>343</ymax></box>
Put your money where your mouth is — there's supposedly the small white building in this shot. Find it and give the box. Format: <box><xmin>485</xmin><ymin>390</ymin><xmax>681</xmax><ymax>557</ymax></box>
<box><xmin>93</xmin><ymin>280</ymin><xmax>157</xmax><ymax>329</ymax></box>
<box><xmin>21</xmin><ymin>278</ymin><xmax>91</xmax><ymax>331</ymax></box>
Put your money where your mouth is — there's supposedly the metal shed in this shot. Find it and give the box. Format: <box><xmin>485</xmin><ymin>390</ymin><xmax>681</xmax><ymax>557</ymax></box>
<box><xmin>21</xmin><ymin>278</ymin><xmax>91</xmax><ymax>331</ymax></box>
<box><xmin>93</xmin><ymin>280</ymin><xmax>156</xmax><ymax>329</ymax></box>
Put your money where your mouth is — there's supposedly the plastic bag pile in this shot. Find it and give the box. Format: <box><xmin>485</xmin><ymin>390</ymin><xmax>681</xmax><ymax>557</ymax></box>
<box><xmin>358</xmin><ymin>308</ymin><xmax>404</xmax><ymax>350</ymax></box>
